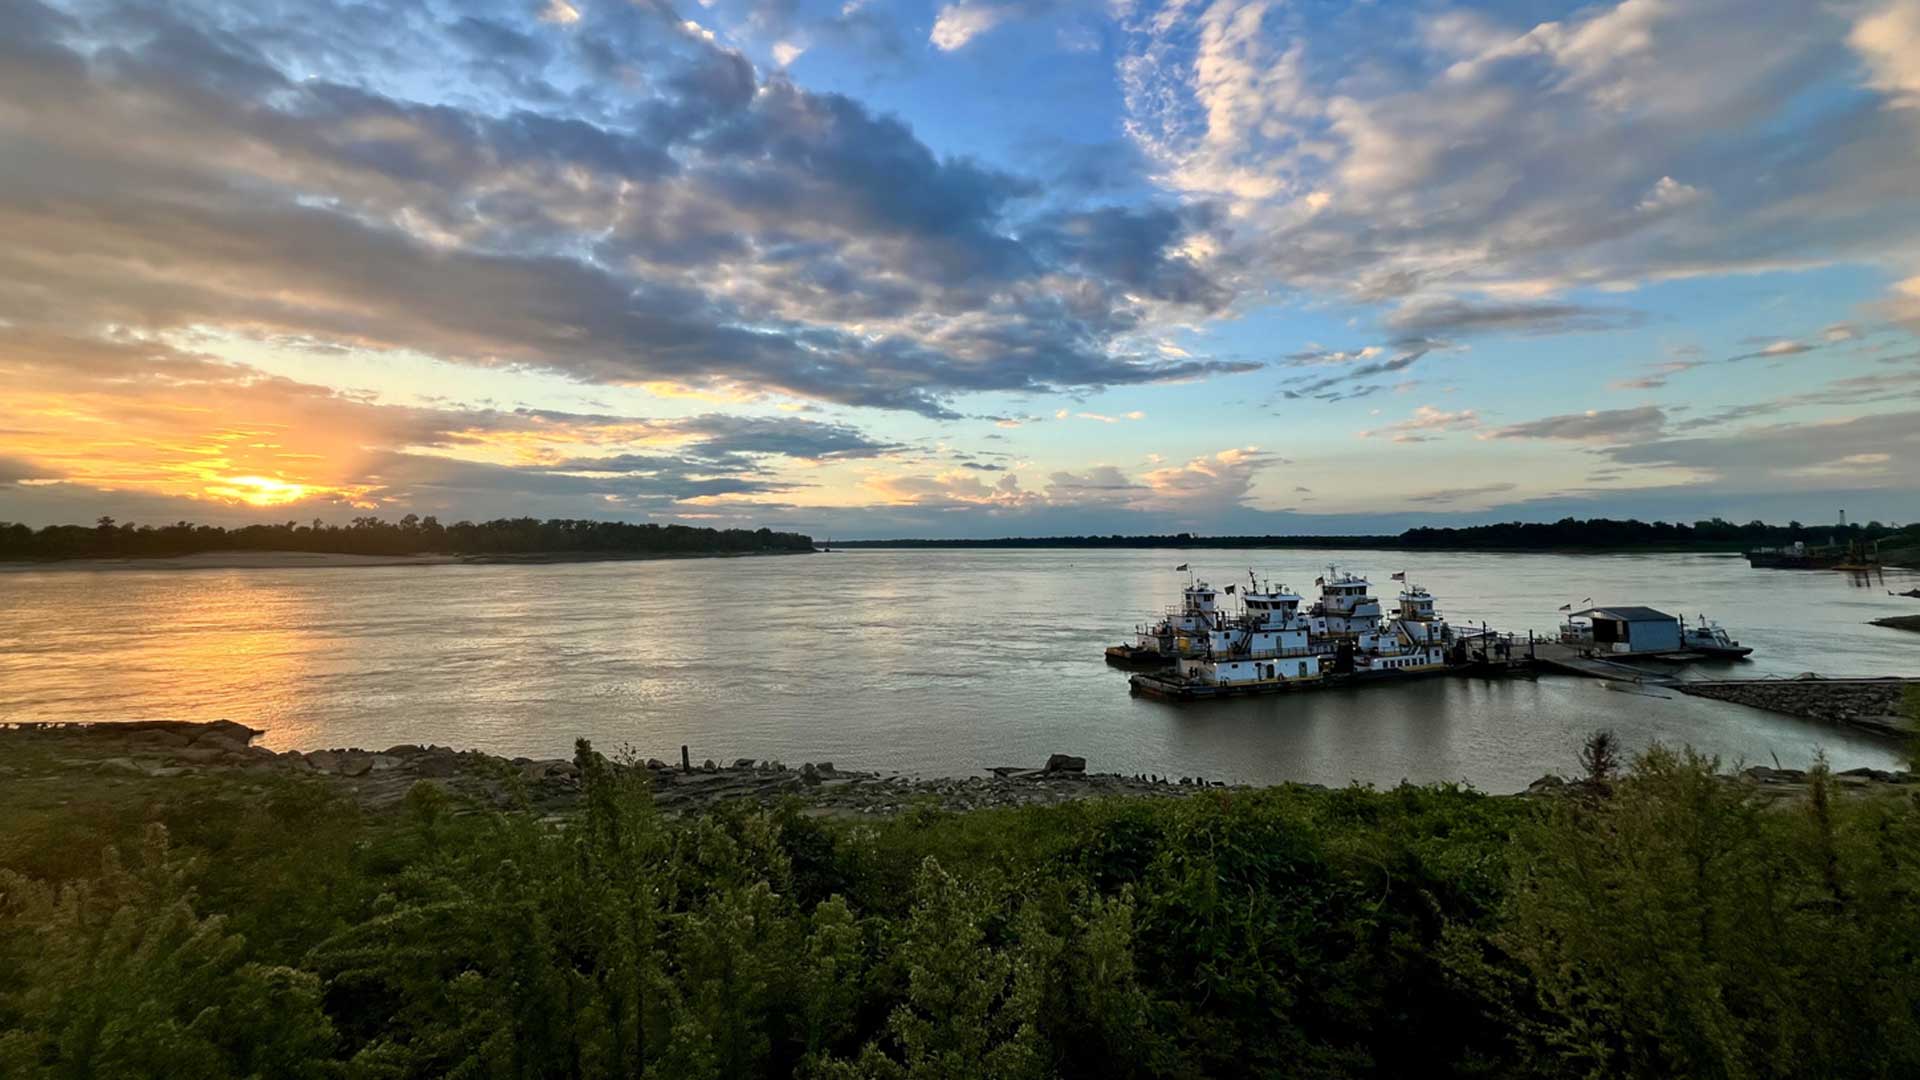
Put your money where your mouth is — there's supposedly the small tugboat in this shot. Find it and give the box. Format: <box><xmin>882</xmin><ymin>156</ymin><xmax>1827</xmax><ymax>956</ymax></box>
<box><xmin>1679</xmin><ymin>614</ymin><xmax>1753</xmax><ymax>659</ymax></box>
<box><xmin>1890</xmin><ymin>588</ymin><xmax>1920</xmax><ymax>599</ymax></box>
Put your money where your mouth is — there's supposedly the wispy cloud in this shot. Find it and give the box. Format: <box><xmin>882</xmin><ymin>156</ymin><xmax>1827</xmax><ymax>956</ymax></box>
<box><xmin>1488</xmin><ymin>406</ymin><xmax>1669</xmax><ymax>443</ymax></box>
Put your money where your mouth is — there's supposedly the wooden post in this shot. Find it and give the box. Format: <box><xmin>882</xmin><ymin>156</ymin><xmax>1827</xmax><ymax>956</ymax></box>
<box><xmin>681</xmin><ymin>744</ymin><xmax>690</xmax><ymax>773</ymax></box>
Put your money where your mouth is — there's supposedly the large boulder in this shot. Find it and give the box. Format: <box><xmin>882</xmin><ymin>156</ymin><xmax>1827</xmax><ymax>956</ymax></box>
<box><xmin>412</xmin><ymin>752</ymin><xmax>460</xmax><ymax>778</ymax></box>
<box><xmin>1045</xmin><ymin>754</ymin><xmax>1087</xmax><ymax>773</ymax></box>
<box><xmin>194</xmin><ymin>733</ymin><xmax>252</xmax><ymax>755</ymax></box>
<box><xmin>131</xmin><ymin>730</ymin><xmax>193</xmax><ymax>750</ymax></box>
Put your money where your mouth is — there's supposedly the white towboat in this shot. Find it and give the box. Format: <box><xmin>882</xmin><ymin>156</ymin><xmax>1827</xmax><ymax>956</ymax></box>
<box><xmin>1124</xmin><ymin>569</ymin><xmax>1480</xmax><ymax>698</ymax></box>
<box><xmin>1106</xmin><ymin>580</ymin><xmax>1224</xmax><ymax>666</ymax></box>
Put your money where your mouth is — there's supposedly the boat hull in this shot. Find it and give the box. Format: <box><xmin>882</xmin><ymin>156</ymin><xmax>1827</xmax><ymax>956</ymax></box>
<box><xmin>1128</xmin><ymin>663</ymin><xmax>1473</xmax><ymax>700</ymax></box>
<box><xmin>1688</xmin><ymin>644</ymin><xmax>1754</xmax><ymax>660</ymax></box>
<box><xmin>1104</xmin><ymin>644</ymin><xmax>1173</xmax><ymax>668</ymax></box>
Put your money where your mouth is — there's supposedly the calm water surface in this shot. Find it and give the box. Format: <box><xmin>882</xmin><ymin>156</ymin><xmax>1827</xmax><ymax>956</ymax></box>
<box><xmin>4</xmin><ymin>549</ymin><xmax>1917</xmax><ymax>791</ymax></box>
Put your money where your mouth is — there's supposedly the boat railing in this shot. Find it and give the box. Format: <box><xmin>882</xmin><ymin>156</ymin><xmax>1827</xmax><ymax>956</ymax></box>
<box><xmin>1211</xmin><ymin>645</ymin><xmax>1318</xmax><ymax>660</ymax></box>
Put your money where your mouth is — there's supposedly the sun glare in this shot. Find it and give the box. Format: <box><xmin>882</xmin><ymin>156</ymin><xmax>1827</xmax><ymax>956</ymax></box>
<box><xmin>204</xmin><ymin>474</ymin><xmax>315</xmax><ymax>506</ymax></box>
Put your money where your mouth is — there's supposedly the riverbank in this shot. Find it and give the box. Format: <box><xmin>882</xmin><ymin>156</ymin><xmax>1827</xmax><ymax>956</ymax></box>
<box><xmin>1672</xmin><ymin>676</ymin><xmax>1920</xmax><ymax>739</ymax></box>
<box><xmin>0</xmin><ymin>721</ymin><xmax>1233</xmax><ymax>818</ymax></box>
<box><xmin>7</xmin><ymin>720</ymin><xmax>1915</xmax><ymax>815</ymax></box>
<box><xmin>0</xmin><ymin>547</ymin><xmax>812</xmax><ymax>573</ymax></box>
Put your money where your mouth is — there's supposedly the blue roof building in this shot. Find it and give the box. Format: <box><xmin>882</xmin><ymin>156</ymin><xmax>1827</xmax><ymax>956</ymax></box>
<box><xmin>1568</xmin><ymin>606</ymin><xmax>1682</xmax><ymax>655</ymax></box>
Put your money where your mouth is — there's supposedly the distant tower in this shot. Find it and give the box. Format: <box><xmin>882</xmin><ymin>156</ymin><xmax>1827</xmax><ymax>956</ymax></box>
<box><xmin>1839</xmin><ymin>509</ymin><xmax>1847</xmax><ymax>528</ymax></box>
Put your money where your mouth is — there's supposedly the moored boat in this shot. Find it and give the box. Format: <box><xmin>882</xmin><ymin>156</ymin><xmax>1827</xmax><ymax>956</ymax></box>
<box><xmin>1679</xmin><ymin>615</ymin><xmax>1753</xmax><ymax>659</ymax></box>
<box><xmin>1123</xmin><ymin>569</ymin><xmax>1480</xmax><ymax>699</ymax></box>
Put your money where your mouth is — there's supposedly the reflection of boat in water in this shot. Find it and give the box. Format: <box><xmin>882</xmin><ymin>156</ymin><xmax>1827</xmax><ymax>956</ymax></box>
<box><xmin>1679</xmin><ymin>615</ymin><xmax>1753</xmax><ymax>659</ymax></box>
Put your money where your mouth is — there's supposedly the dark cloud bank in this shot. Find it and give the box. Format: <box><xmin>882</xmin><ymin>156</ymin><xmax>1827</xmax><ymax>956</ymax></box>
<box><xmin>0</xmin><ymin>0</ymin><xmax>1250</xmax><ymax>420</ymax></box>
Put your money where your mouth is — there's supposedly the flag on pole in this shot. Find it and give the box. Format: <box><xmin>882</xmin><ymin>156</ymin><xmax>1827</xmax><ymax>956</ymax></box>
<box><xmin>1391</xmin><ymin>571</ymin><xmax>1406</xmax><ymax>581</ymax></box>
<box><xmin>1175</xmin><ymin>563</ymin><xmax>1189</xmax><ymax>572</ymax></box>
<box><xmin>1224</xmin><ymin>584</ymin><xmax>1236</xmax><ymax>595</ymax></box>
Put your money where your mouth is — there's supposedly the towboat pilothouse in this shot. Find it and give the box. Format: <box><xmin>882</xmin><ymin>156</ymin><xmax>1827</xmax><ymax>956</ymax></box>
<box><xmin>1104</xmin><ymin>580</ymin><xmax>1223</xmax><ymax>667</ymax></box>
<box><xmin>1347</xmin><ymin>582</ymin><xmax>1456</xmax><ymax>675</ymax></box>
<box><xmin>1308</xmin><ymin>568</ymin><xmax>1383</xmax><ymax>639</ymax></box>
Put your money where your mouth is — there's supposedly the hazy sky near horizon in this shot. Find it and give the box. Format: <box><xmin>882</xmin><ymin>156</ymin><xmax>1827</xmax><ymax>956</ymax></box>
<box><xmin>2</xmin><ymin>0</ymin><xmax>1918</xmax><ymax>537</ymax></box>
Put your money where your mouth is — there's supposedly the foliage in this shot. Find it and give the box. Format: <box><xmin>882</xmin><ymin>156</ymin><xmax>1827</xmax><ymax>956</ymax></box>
<box><xmin>0</xmin><ymin>516</ymin><xmax>814</xmax><ymax>561</ymax></box>
<box><xmin>6</xmin><ymin>745</ymin><xmax>1920</xmax><ymax>1077</ymax></box>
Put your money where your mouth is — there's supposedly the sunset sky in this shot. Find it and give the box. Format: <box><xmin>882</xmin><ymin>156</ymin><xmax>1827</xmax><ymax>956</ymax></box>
<box><xmin>3</xmin><ymin>0</ymin><xmax>1918</xmax><ymax>537</ymax></box>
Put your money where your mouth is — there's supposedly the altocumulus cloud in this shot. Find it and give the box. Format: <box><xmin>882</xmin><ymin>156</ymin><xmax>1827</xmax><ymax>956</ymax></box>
<box><xmin>1119</xmin><ymin>0</ymin><xmax>1920</xmax><ymax>324</ymax></box>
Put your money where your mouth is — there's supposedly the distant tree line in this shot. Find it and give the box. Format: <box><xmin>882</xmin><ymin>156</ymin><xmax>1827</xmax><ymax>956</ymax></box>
<box><xmin>833</xmin><ymin>532</ymin><xmax>1395</xmax><ymax>549</ymax></box>
<box><xmin>837</xmin><ymin>517</ymin><xmax>1917</xmax><ymax>552</ymax></box>
<box><xmin>1399</xmin><ymin>516</ymin><xmax>1917</xmax><ymax>550</ymax></box>
<box><xmin>0</xmin><ymin>515</ymin><xmax>815</xmax><ymax>560</ymax></box>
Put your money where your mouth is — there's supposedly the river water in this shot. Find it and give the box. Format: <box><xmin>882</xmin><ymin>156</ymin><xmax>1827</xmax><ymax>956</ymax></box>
<box><xmin>3</xmin><ymin>548</ymin><xmax>1917</xmax><ymax>791</ymax></box>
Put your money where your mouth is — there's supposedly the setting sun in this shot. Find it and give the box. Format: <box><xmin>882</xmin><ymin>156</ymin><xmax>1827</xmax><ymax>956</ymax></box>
<box><xmin>203</xmin><ymin>475</ymin><xmax>317</xmax><ymax>507</ymax></box>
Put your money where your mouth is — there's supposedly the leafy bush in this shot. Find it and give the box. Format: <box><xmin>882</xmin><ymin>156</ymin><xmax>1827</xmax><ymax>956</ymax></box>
<box><xmin>5</xmin><ymin>743</ymin><xmax>1920</xmax><ymax>1077</ymax></box>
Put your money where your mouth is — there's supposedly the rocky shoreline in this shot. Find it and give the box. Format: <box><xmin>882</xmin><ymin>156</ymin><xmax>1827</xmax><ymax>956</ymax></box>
<box><xmin>0</xmin><ymin>721</ymin><xmax>1235</xmax><ymax>818</ymax></box>
<box><xmin>1672</xmin><ymin>676</ymin><xmax>1918</xmax><ymax>739</ymax></box>
<box><xmin>9</xmin><ymin>719</ymin><xmax>1919</xmax><ymax>817</ymax></box>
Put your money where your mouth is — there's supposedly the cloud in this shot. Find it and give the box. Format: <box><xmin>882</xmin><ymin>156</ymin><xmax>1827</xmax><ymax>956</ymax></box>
<box><xmin>1850</xmin><ymin>1</ymin><xmax>1920</xmax><ymax>109</ymax></box>
<box><xmin>1383</xmin><ymin>299</ymin><xmax>1641</xmax><ymax>338</ymax></box>
<box><xmin>538</xmin><ymin>0</ymin><xmax>581</xmax><ymax>25</ymax></box>
<box><xmin>1120</xmin><ymin>0</ymin><xmax>1920</xmax><ymax>306</ymax></box>
<box><xmin>1279</xmin><ymin>338</ymin><xmax>1443</xmax><ymax>400</ymax></box>
<box><xmin>1358</xmin><ymin>406</ymin><xmax>1480</xmax><ymax>443</ymax></box>
<box><xmin>1488</xmin><ymin>406</ymin><xmax>1668</xmax><ymax>443</ymax></box>
<box><xmin>0</xmin><ymin>0</ymin><xmax>1243</xmax><ymax>421</ymax></box>
<box><xmin>930</xmin><ymin>0</ymin><xmax>1062</xmax><ymax>50</ymax></box>
<box><xmin>1407</xmin><ymin>482</ymin><xmax>1516</xmax><ymax>506</ymax></box>
<box><xmin>1609</xmin><ymin>360</ymin><xmax>1705</xmax><ymax>390</ymax></box>
<box><xmin>930</xmin><ymin>2</ymin><xmax>1010</xmax><ymax>49</ymax></box>
<box><xmin>861</xmin><ymin>445</ymin><xmax>1281</xmax><ymax>524</ymax></box>
<box><xmin>0</xmin><ymin>325</ymin><xmax>914</xmax><ymax>520</ymax></box>
<box><xmin>1726</xmin><ymin>340</ymin><xmax>1815</xmax><ymax>362</ymax></box>
<box><xmin>1878</xmin><ymin>274</ymin><xmax>1920</xmax><ymax>334</ymax></box>
<box><xmin>1604</xmin><ymin>411</ymin><xmax>1920</xmax><ymax>490</ymax></box>
<box><xmin>1286</xmin><ymin>345</ymin><xmax>1383</xmax><ymax>366</ymax></box>
<box><xmin>1138</xmin><ymin>447</ymin><xmax>1280</xmax><ymax>512</ymax></box>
